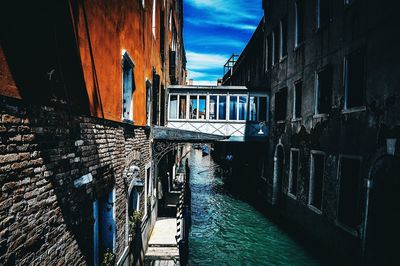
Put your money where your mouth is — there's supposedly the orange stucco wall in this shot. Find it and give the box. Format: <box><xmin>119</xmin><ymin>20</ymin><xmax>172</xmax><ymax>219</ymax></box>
<box><xmin>0</xmin><ymin>47</ymin><xmax>20</xmax><ymax>100</ymax></box>
<box><xmin>0</xmin><ymin>0</ymin><xmax>185</xmax><ymax>126</ymax></box>
<box><xmin>75</xmin><ymin>0</ymin><xmax>173</xmax><ymax>125</ymax></box>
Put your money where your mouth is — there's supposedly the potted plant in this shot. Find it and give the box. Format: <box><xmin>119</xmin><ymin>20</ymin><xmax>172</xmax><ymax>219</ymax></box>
<box><xmin>128</xmin><ymin>210</ymin><xmax>143</xmax><ymax>242</ymax></box>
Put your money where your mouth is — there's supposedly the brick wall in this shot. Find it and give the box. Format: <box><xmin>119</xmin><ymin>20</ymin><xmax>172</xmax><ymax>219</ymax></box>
<box><xmin>0</xmin><ymin>96</ymin><xmax>152</xmax><ymax>265</ymax></box>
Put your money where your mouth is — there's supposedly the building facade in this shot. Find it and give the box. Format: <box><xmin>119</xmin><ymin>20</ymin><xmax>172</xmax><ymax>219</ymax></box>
<box><xmin>0</xmin><ymin>0</ymin><xmax>186</xmax><ymax>265</ymax></box>
<box><xmin>224</xmin><ymin>0</ymin><xmax>399</xmax><ymax>263</ymax></box>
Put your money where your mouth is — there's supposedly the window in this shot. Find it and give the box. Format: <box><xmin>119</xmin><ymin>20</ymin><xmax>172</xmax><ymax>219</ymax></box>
<box><xmin>145</xmin><ymin>163</ymin><xmax>153</xmax><ymax>217</ymax></box>
<box><xmin>229</xmin><ymin>96</ymin><xmax>238</xmax><ymax>120</ymax></box>
<box><xmin>267</xmin><ymin>36</ymin><xmax>273</xmax><ymax>69</ymax></box>
<box><xmin>274</xmin><ymin>27</ymin><xmax>280</xmax><ymax>64</ymax></box>
<box><xmin>337</xmin><ymin>156</ymin><xmax>362</xmax><ymax>232</ymax></box>
<box><xmin>344</xmin><ymin>50</ymin><xmax>365</xmax><ymax>109</ymax></box>
<box><xmin>179</xmin><ymin>95</ymin><xmax>186</xmax><ymax>119</ymax></box>
<box><xmin>218</xmin><ymin>96</ymin><xmax>227</xmax><ymax>120</ymax></box>
<box><xmin>315</xmin><ymin>67</ymin><xmax>332</xmax><ymax>114</ymax></box>
<box><xmin>271</xmin><ymin>32</ymin><xmax>276</xmax><ymax>65</ymax></box>
<box><xmin>289</xmin><ymin>149</ymin><xmax>300</xmax><ymax>197</ymax></box>
<box><xmin>169</xmin><ymin>9</ymin><xmax>173</xmax><ymax>32</ymax></box>
<box><xmin>309</xmin><ymin>152</ymin><xmax>325</xmax><ymax>212</ymax></box>
<box><xmin>152</xmin><ymin>0</ymin><xmax>156</xmax><ymax>37</ymax></box>
<box><xmin>249</xmin><ymin>96</ymin><xmax>268</xmax><ymax>121</ymax></box>
<box><xmin>190</xmin><ymin>96</ymin><xmax>197</xmax><ymax>119</ymax></box>
<box><xmin>275</xmin><ymin>88</ymin><xmax>287</xmax><ymax>122</ymax></box>
<box><xmin>280</xmin><ymin>18</ymin><xmax>287</xmax><ymax>59</ymax></box>
<box><xmin>93</xmin><ymin>189</ymin><xmax>116</xmax><ymax>265</ymax></box>
<box><xmin>265</xmin><ymin>36</ymin><xmax>269</xmax><ymax>71</ymax></box>
<box><xmin>294</xmin><ymin>0</ymin><xmax>304</xmax><ymax>48</ymax></box>
<box><xmin>316</xmin><ymin>0</ymin><xmax>329</xmax><ymax>30</ymax></box>
<box><xmin>293</xmin><ymin>81</ymin><xmax>302</xmax><ymax>119</ymax></box>
<box><xmin>169</xmin><ymin>95</ymin><xmax>178</xmax><ymax>119</ymax></box>
<box><xmin>238</xmin><ymin>96</ymin><xmax>247</xmax><ymax>120</ymax></box>
<box><xmin>146</xmin><ymin>80</ymin><xmax>151</xmax><ymax>126</ymax></box>
<box><xmin>198</xmin><ymin>96</ymin><xmax>206</xmax><ymax>119</ymax></box>
<box><xmin>209</xmin><ymin>96</ymin><xmax>218</xmax><ymax>120</ymax></box>
<box><xmin>160</xmin><ymin>8</ymin><xmax>165</xmax><ymax>60</ymax></box>
<box><xmin>122</xmin><ymin>52</ymin><xmax>135</xmax><ymax>121</ymax></box>
<box><xmin>152</xmin><ymin>73</ymin><xmax>160</xmax><ymax>125</ymax></box>
<box><xmin>249</xmin><ymin>96</ymin><xmax>258</xmax><ymax>121</ymax></box>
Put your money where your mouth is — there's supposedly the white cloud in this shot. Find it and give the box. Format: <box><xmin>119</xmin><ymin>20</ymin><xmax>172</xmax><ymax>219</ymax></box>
<box><xmin>186</xmin><ymin>51</ymin><xmax>229</xmax><ymax>71</ymax></box>
<box><xmin>191</xmin><ymin>80</ymin><xmax>218</xmax><ymax>86</ymax></box>
<box><xmin>186</xmin><ymin>18</ymin><xmax>257</xmax><ymax>32</ymax></box>
<box><xmin>186</xmin><ymin>0</ymin><xmax>261</xmax><ymax>31</ymax></box>
<box><xmin>186</xmin><ymin>37</ymin><xmax>246</xmax><ymax>49</ymax></box>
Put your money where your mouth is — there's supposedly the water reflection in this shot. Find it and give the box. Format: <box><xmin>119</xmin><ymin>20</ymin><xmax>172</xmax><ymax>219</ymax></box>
<box><xmin>188</xmin><ymin>149</ymin><xmax>319</xmax><ymax>266</ymax></box>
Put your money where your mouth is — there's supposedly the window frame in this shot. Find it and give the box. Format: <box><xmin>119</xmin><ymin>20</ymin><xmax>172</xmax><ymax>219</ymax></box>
<box><xmin>122</xmin><ymin>51</ymin><xmax>135</xmax><ymax>123</ymax></box>
<box><xmin>293</xmin><ymin>80</ymin><xmax>302</xmax><ymax>120</ymax></box>
<box><xmin>168</xmin><ymin>93</ymin><xmax>188</xmax><ymax>120</ymax></box>
<box><xmin>249</xmin><ymin>95</ymin><xmax>269</xmax><ymax>122</ymax></box>
<box><xmin>314</xmin><ymin>66</ymin><xmax>332</xmax><ymax>116</ymax></box>
<box><xmin>152</xmin><ymin>0</ymin><xmax>157</xmax><ymax>38</ymax></box>
<box><xmin>294</xmin><ymin>0</ymin><xmax>303</xmax><ymax>48</ymax></box>
<box><xmin>279</xmin><ymin>18</ymin><xmax>287</xmax><ymax>60</ymax></box>
<box><xmin>343</xmin><ymin>50</ymin><xmax>366</xmax><ymax>112</ymax></box>
<box><xmin>308</xmin><ymin>150</ymin><xmax>326</xmax><ymax>214</ymax></box>
<box><xmin>144</xmin><ymin>162</ymin><xmax>152</xmax><ymax>221</ymax></box>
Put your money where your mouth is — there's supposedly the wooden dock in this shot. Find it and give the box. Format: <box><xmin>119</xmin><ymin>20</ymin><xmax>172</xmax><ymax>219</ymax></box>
<box><xmin>145</xmin><ymin>218</ymin><xmax>180</xmax><ymax>266</ymax></box>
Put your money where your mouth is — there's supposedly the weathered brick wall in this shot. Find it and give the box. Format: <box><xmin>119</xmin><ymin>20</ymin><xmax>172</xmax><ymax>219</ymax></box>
<box><xmin>0</xmin><ymin>96</ymin><xmax>152</xmax><ymax>265</ymax></box>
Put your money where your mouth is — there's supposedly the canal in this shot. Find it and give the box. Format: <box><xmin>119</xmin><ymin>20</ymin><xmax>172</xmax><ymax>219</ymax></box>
<box><xmin>187</xmin><ymin>148</ymin><xmax>320</xmax><ymax>266</ymax></box>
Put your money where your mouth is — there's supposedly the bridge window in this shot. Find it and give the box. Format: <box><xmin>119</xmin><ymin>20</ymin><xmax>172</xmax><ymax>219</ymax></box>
<box><xmin>209</xmin><ymin>96</ymin><xmax>218</xmax><ymax>120</ymax></box>
<box><xmin>169</xmin><ymin>95</ymin><xmax>178</xmax><ymax>119</ymax></box>
<box><xmin>179</xmin><ymin>95</ymin><xmax>187</xmax><ymax>119</ymax></box>
<box><xmin>190</xmin><ymin>96</ymin><xmax>198</xmax><ymax>119</ymax></box>
<box><xmin>238</xmin><ymin>96</ymin><xmax>247</xmax><ymax>120</ymax></box>
<box><xmin>229</xmin><ymin>96</ymin><xmax>238</xmax><ymax>120</ymax></box>
<box><xmin>218</xmin><ymin>96</ymin><xmax>227</xmax><ymax>120</ymax></box>
<box><xmin>249</xmin><ymin>96</ymin><xmax>268</xmax><ymax>122</ymax></box>
<box><xmin>199</xmin><ymin>96</ymin><xmax>207</xmax><ymax>119</ymax></box>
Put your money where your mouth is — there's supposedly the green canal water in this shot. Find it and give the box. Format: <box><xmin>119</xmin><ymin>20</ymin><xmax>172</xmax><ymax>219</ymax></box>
<box><xmin>188</xmin><ymin>149</ymin><xmax>320</xmax><ymax>266</ymax></box>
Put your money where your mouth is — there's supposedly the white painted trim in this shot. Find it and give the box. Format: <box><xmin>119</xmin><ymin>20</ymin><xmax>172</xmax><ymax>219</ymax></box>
<box><xmin>144</xmin><ymin>162</ymin><xmax>152</xmax><ymax>221</ymax></box>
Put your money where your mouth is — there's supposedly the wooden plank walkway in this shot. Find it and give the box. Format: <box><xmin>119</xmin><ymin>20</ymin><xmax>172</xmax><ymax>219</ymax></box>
<box><xmin>145</xmin><ymin>218</ymin><xmax>179</xmax><ymax>266</ymax></box>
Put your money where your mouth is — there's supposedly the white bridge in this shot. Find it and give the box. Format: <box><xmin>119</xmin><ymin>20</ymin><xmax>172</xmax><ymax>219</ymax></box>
<box><xmin>165</xmin><ymin>85</ymin><xmax>269</xmax><ymax>142</ymax></box>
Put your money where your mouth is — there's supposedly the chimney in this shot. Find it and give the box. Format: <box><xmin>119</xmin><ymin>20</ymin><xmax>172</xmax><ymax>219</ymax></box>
<box><xmin>189</xmin><ymin>79</ymin><xmax>193</xmax><ymax>85</ymax></box>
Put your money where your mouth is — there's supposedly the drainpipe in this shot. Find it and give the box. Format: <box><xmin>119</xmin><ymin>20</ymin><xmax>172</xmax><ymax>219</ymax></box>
<box><xmin>361</xmin><ymin>177</ymin><xmax>373</xmax><ymax>262</ymax></box>
<box><xmin>271</xmin><ymin>155</ymin><xmax>279</xmax><ymax>206</ymax></box>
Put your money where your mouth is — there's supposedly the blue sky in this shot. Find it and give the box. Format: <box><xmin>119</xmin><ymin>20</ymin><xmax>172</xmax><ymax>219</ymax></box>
<box><xmin>184</xmin><ymin>0</ymin><xmax>264</xmax><ymax>85</ymax></box>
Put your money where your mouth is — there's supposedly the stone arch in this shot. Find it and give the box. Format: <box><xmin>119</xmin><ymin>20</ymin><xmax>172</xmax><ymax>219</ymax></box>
<box><xmin>122</xmin><ymin>163</ymin><xmax>141</xmax><ymax>247</ymax></box>
<box><xmin>363</xmin><ymin>154</ymin><xmax>400</xmax><ymax>265</ymax></box>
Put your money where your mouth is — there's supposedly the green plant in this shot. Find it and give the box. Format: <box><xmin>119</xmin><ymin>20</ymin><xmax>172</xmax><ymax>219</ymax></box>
<box><xmin>101</xmin><ymin>250</ymin><xmax>115</xmax><ymax>266</ymax></box>
<box><xmin>129</xmin><ymin>210</ymin><xmax>143</xmax><ymax>229</ymax></box>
